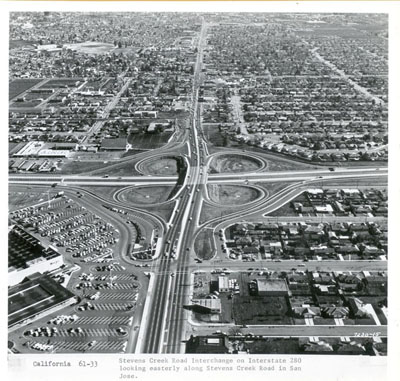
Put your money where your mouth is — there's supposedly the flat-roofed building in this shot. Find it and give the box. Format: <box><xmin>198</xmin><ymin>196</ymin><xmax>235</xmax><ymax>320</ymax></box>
<box><xmin>184</xmin><ymin>298</ymin><xmax>221</xmax><ymax>314</ymax></box>
<box><xmin>256</xmin><ymin>278</ymin><xmax>289</xmax><ymax>296</ymax></box>
<box><xmin>8</xmin><ymin>225</ymin><xmax>64</xmax><ymax>286</ymax></box>
<box><xmin>218</xmin><ymin>276</ymin><xmax>230</xmax><ymax>292</ymax></box>
<box><xmin>8</xmin><ymin>273</ymin><xmax>77</xmax><ymax>332</ymax></box>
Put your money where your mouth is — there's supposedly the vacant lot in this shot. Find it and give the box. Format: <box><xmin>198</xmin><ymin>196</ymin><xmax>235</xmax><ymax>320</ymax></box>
<box><xmin>128</xmin><ymin>132</ymin><xmax>173</xmax><ymax>150</ymax></box>
<box><xmin>60</xmin><ymin>160</ymin><xmax>113</xmax><ymax>175</ymax></box>
<box><xmin>140</xmin><ymin>156</ymin><xmax>178</xmax><ymax>175</ymax></box>
<box><xmin>9</xmin><ymin>191</ymin><xmax>53</xmax><ymax>211</ymax></box>
<box><xmin>9</xmin><ymin>79</ymin><xmax>42</xmax><ymax>100</ymax></box>
<box><xmin>118</xmin><ymin>186</ymin><xmax>174</xmax><ymax>204</ymax></box>
<box><xmin>194</xmin><ymin>230</ymin><xmax>215</xmax><ymax>260</ymax></box>
<box><xmin>210</xmin><ymin>154</ymin><xmax>262</xmax><ymax>173</ymax></box>
<box><xmin>207</xmin><ymin>184</ymin><xmax>260</xmax><ymax>205</ymax></box>
<box><xmin>232</xmin><ymin>295</ymin><xmax>293</xmax><ymax>325</ymax></box>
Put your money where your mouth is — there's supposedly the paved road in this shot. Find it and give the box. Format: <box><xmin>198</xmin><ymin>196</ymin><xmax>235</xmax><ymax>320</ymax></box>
<box><xmin>193</xmin><ymin>325</ymin><xmax>387</xmax><ymax>337</ymax></box>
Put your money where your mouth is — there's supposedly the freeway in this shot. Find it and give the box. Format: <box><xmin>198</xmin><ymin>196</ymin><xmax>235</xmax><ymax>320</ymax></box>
<box><xmin>9</xmin><ymin>166</ymin><xmax>387</xmax><ymax>187</ymax></box>
<box><xmin>139</xmin><ymin>18</ymin><xmax>209</xmax><ymax>354</ymax></box>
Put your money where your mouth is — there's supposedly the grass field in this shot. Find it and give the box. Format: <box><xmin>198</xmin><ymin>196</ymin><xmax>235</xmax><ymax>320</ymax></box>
<box><xmin>207</xmin><ymin>184</ymin><xmax>260</xmax><ymax>205</ymax></box>
<box><xmin>60</xmin><ymin>160</ymin><xmax>113</xmax><ymax>175</ymax></box>
<box><xmin>199</xmin><ymin>201</ymin><xmax>241</xmax><ymax>225</ymax></box>
<box><xmin>9</xmin><ymin>79</ymin><xmax>42</xmax><ymax>100</ymax></box>
<box><xmin>210</xmin><ymin>154</ymin><xmax>262</xmax><ymax>173</ymax></box>
<box><xmin>128</xmin><ymin>132</ymin><xmax>173</xmax><ymax>150</ymax></box>
<box><xmin>140</xmin><ymin>156</ymin><xmax>178</xmax><ymax>175</ymax></box>
<box><xmin>118</xmin><ymin>186</ymin><xmax>174</xmax><ymax>204</ymax></box>
<box><xmin>145</xmin><ymin>203</ymin><xmax>175</xmax><ymax>224</ymax></box>
<box><xmin>194</xmin><ymin>229</ymin><xmax>215</xmax><ymax>260</ymax></box>
<box><xmin>64</xmin><ymin>158</ymin><xmax>142</xmax><ymax>177</ymax></box>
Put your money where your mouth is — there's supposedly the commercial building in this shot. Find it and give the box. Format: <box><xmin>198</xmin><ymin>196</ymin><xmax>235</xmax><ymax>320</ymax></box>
<box><xmin>186</xmin><ymin>335</ymin><xmax>230</xmax><ymax>354</ymax></box>
<box><xmin>8</xmin><ymin>273</ymin><xmax>77</xmax><ymax>332</ymax></box>
<box><xmin>218</xmin><ymin>276</ymin><xmax>230</xmax><ymax>292</ymax></box>
<box><xmin>8</xmin><ymin>225</ymin><xmax>64</xmax><ymax>286</ymax></box>
<box><xmin>184</xmin><ymin>299</ymin><xmax>221</xmax><ymax>314</ymax></box>
<box><xmin>256</xmin><ymin>279</ymin><xmax>289</xmax><ymax>296</ymax></box>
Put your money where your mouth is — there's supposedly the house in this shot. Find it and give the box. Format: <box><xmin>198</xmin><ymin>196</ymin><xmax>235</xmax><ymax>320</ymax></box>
<box><xmin>335</xmin><ymin>341</ymin><xmax>366</xmax><ymax>355</ymax></box>
<box><xmin>292</xmin><ymin>306</ymin><xmax>321</xmax><ymax>318</ymax></box>
<box><xmin>347</xmin><ymin>297</ymin><xmax>371</xmax><ymax>318</ymax></box>
<box><xmin>299</xmin><ymin>338</ymin><xmax>333</xmax><ymax>353</ymax></box>
<box><xmin>321</xmin><ymin>306</ymin><xmax>349</xmax><ymax>319</ymax></box>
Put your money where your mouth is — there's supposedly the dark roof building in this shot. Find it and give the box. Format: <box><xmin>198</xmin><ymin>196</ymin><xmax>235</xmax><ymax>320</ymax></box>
<box><xmin>186</xmin><ymin>335</ymin><xmax>230</xmax><ymax>354</ymax></box>
<box><xmin>8</xmin><ymin>273</ymin><xmax>77</xmax><ymax>331</ymax></box>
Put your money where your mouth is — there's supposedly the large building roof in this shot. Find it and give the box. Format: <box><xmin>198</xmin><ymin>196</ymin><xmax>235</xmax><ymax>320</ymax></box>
<box><xmin>8</xmin><ymin>273</ymin><xmax>76</xmax><ymax>327</ymax></box>
<box><xmin>256</xmin><ymin>278</ymin><xmax>289</xmax><ymax>293</ymax></box>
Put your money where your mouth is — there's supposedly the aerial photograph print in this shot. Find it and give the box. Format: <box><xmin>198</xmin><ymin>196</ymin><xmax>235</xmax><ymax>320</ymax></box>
<box><xmin>8</xmin><ymin>9</ymin><xmax>390</xmax><ymax>358</ymax></box>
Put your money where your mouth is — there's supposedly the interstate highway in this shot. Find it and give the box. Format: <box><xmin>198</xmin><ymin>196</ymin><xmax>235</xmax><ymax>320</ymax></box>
<box><xmin>9</xmin><ymin>166</ymin><xmax>387</xmax><ymax>186</ymax></box>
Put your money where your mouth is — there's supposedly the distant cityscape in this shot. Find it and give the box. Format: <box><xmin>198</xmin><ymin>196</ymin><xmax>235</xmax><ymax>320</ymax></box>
<box><xmin>8</xmin><ymin>12</ymin><xmax>387</xmax><ymax>356</ymax></box>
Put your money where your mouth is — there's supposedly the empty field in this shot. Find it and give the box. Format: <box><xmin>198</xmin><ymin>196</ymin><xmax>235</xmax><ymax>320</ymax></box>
<box><xmin>118</xmin><ymin>186</ymin><xmax>174</xmax><ymax>204</ymax></box>
<box><xmin>232</xmin><ymin>295</ymin><xmax>292</xmax><ymax>325</ymax></box>
<box><xmin>140</xmin><ymin>156</ymin><xmax>178</xmax><ymax>175</ymax></box>
<box><xmin>9</xmin><ymin>79</ymin><xmax>42</xmax><ymax>100</ymax></box>
<box><xmin>194</xmin><ymin>229</ymin><xmax>215</xmax><ymax>260</ymax></box>
<box><xmin>60</xmin><ymin>160</ymin><xmax>113</xmax><ymax>175</ymax></box>
<box><xmin>210</xmin><ymin>154</ymin><xmax>263</xmax><ymax>173</ymax></box>
<box><xmin>207</xmin><ymin>184</ymin><xmax>261</xmax><ymax>205</ymax></box>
